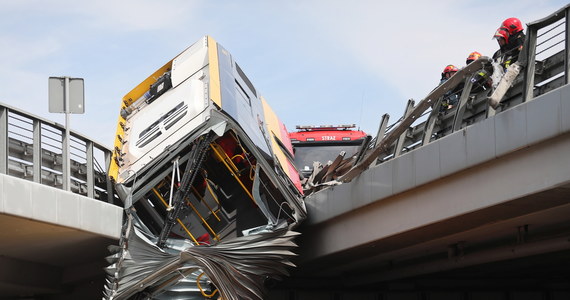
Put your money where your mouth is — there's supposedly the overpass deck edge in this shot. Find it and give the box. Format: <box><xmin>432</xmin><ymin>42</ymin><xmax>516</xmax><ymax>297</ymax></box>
<box><xmin>0</xmin><ymin>173</ymin><xmax>123</xmax><ymax>239</ymax></box>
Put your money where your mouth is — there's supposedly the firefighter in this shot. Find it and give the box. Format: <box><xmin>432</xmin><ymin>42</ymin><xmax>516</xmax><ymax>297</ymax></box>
<box><xmin>493</xmin><ymin>17</ymin><xmax>525</xmax><ymax>70</ymax></box>
<box><xmin>488</xmin><ymin>18</ymin><xmax>526</xmax><ymax>109</ymax></box>
<box><xmin>466</xmin><ymin>51</ymin><xmax>482</xmax><ymax>65</ymax></box>
<box><xmin>440</xmin><ymin>65</ymin><xmax>460</xmax><ymax>111</ymax></box>
<box><xmin>502</xmin><ymin>17</ymin><xmax>526</xmax><ymax>61</ymax></box>
<box><xmin>441</xmin><ymin>64</ymin><xmax>458</xmax><ymax>82</ymax></box>
<box><xmin>466</xmin><ymin>51</ymin><xmax>492</xmax><ymax>93</ymax></box>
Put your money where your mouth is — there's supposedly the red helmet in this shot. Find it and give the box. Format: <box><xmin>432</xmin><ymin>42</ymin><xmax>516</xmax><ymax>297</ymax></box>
<box><xmin>502</xmin><ymin>17</ymin><xmax>523</xmax><ymax>34</ymax></box>
<box><xmin>442</xmin><ymin>64</ymin><xmax>458</xmax><ymax>75</ymax></box>
<box><xmin>466</xmin><ymin>51</ymin><xmax>482</xmax><ymax>64</ymax></box>
<box><xmin>493</xmin><ymin>27</ymin><xmax>510</xmax><ymax>44</ymax></box>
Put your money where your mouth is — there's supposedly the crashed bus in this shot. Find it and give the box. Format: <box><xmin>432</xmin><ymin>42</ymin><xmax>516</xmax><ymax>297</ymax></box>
<box><xmin>105</xmin><ymin>36</ymin><xmax>307</xmax><ymax>300</ymax></box>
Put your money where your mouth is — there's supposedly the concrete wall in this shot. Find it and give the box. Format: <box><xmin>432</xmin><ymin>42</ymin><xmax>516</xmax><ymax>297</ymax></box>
<box><xmin>305</xmin><ymin>84</ymin><xmax>570</xmax><ymax>226</ymax></box>
<box><xmin>0</xmin><ymin>173</ymin><xmax>122</xmax><ymax>239</ymax></box>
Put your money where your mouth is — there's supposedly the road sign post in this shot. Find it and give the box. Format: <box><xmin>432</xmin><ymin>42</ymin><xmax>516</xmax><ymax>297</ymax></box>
<box><xmin>49</xmin><ymin>76</ymin><xmax>84</xmax><ymax>191</ymax></box>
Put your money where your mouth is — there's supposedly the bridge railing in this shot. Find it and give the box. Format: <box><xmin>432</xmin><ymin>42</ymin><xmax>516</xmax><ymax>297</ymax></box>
<box><xmin>373</xmin><ymin>4</ymin><xmax>570</xmax><ymax>164</ymax></box>
<box><xmin>0</xmin><ymin>102</ymin><xmax>116</xmax><ymax>204</ymax></box>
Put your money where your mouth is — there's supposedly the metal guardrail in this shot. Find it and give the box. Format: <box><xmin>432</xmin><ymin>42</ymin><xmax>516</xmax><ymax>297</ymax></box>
<box><xmin>372</xmin><ymin>4</ymin><xmax>570</xmax><ymax>164</ymax></box>
<box><xmin>0</xmin><ymin>102</ymin><xmax>116</xmax><ymax>204</ymax></box>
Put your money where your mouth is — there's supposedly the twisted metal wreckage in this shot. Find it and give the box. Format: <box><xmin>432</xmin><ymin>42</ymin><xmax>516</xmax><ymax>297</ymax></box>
<box><xmin>104</xmin><ymin>33</ymin><xmax>524</xmax><ymax>299</ymax></box>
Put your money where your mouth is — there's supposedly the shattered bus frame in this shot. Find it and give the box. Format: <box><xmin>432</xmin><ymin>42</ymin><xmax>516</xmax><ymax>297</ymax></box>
<box><xmin>105</xmin><ymin>36</ymin><xmax>307</xmax><ymax>300</ymax></box>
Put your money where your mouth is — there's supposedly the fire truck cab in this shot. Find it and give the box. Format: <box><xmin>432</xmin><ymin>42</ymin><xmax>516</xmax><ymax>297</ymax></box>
<box><xmin>289</xmin><ymin>124</ymin><xmax>368</xmax><ymax>177</ymax></box>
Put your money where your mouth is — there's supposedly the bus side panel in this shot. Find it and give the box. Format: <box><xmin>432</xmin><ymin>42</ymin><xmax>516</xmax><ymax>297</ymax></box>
<box><xmin>261</xmin><ymin>97</ymin><xmax>303</xmax><ymax>194</ymax></box>
<box><xmin>216</xmin><ymin>44</ymin><xmax>271</xmax><ymax>157</ymax></box>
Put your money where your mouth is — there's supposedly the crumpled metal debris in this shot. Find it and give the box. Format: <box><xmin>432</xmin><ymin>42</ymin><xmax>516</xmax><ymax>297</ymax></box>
<box><xmin>104</xmin><ymin>212</ymin><xmax>299</xmax><ymax>300</ymax></box>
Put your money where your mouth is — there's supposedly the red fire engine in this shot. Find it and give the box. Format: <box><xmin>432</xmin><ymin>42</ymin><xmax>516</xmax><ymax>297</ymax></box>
<box><xmin>289</xmin><ymin>124</ymin><xmax>368</xmax><ymax>176</ymax></box>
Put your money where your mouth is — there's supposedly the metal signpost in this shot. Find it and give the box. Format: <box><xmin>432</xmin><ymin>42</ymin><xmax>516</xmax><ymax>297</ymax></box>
<box><xmin>49</xmin><ymin>76</ymin><xmax>84</xmax><ymax>191</ymax></box>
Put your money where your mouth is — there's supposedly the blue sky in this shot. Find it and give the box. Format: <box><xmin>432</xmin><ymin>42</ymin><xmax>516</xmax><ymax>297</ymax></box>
<box><xmin>0</xmin><ymin>0</ymin><xmax>567</xmax><ymax>147</ymax></box>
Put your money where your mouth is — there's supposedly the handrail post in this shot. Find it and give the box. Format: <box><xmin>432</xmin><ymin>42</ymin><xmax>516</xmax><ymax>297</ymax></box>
<box><xmin>452</xmin><ymin>78</ymin><xmax>474</xmax><ymax>132</ymax></box>
<box><xmin>422</xmin><ymin>102</ymin><xmax>442</xmax><ymax>146</ymax></box>
<box><xmin>32</xmin><ymin>120</ymin><xmax>42</xmax><ymax>183</ymax></box>
<box><xmin>393</xmin><ymin>99</ymin><xmax>415</xmax><ymax>158</ymax></box>
<box><xmin>370</xmin><ymin>114</ymin><xmax>390</xmax><ymax>167</ymax></box>
<box><xmin>86</xmin><ymin>140</ymin><xmax>95</xmax><ymax>198</ymax></box>
<box><xmin>564</xmin><ymin>7</ymin><xmax>570</xmax><ymax>84</ymax></box>
<box><xmin>372</xmin><ymin>114</ymin><xmax>390</xmax><ymax>149</ymax></box>
<box><xmin>0</xmin><ymin>107</ymin><xmax>7</xmax><ymax>174</ymax></box>
<box><xmin>105</xmin><ymin>150</ymin><xmax>115</xmax><ymax>204</ymax></box>
<box><xmin>522</xmin><ymin>25</ymin><xmax>538</xmax><ymax>103</ymax></box>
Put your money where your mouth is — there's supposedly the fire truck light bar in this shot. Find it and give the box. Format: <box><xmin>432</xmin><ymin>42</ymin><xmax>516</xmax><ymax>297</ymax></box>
<box><xmin>295</xmin><ymin>124</ymin><xmax>356</xmax><ymax>130</ymax></box>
